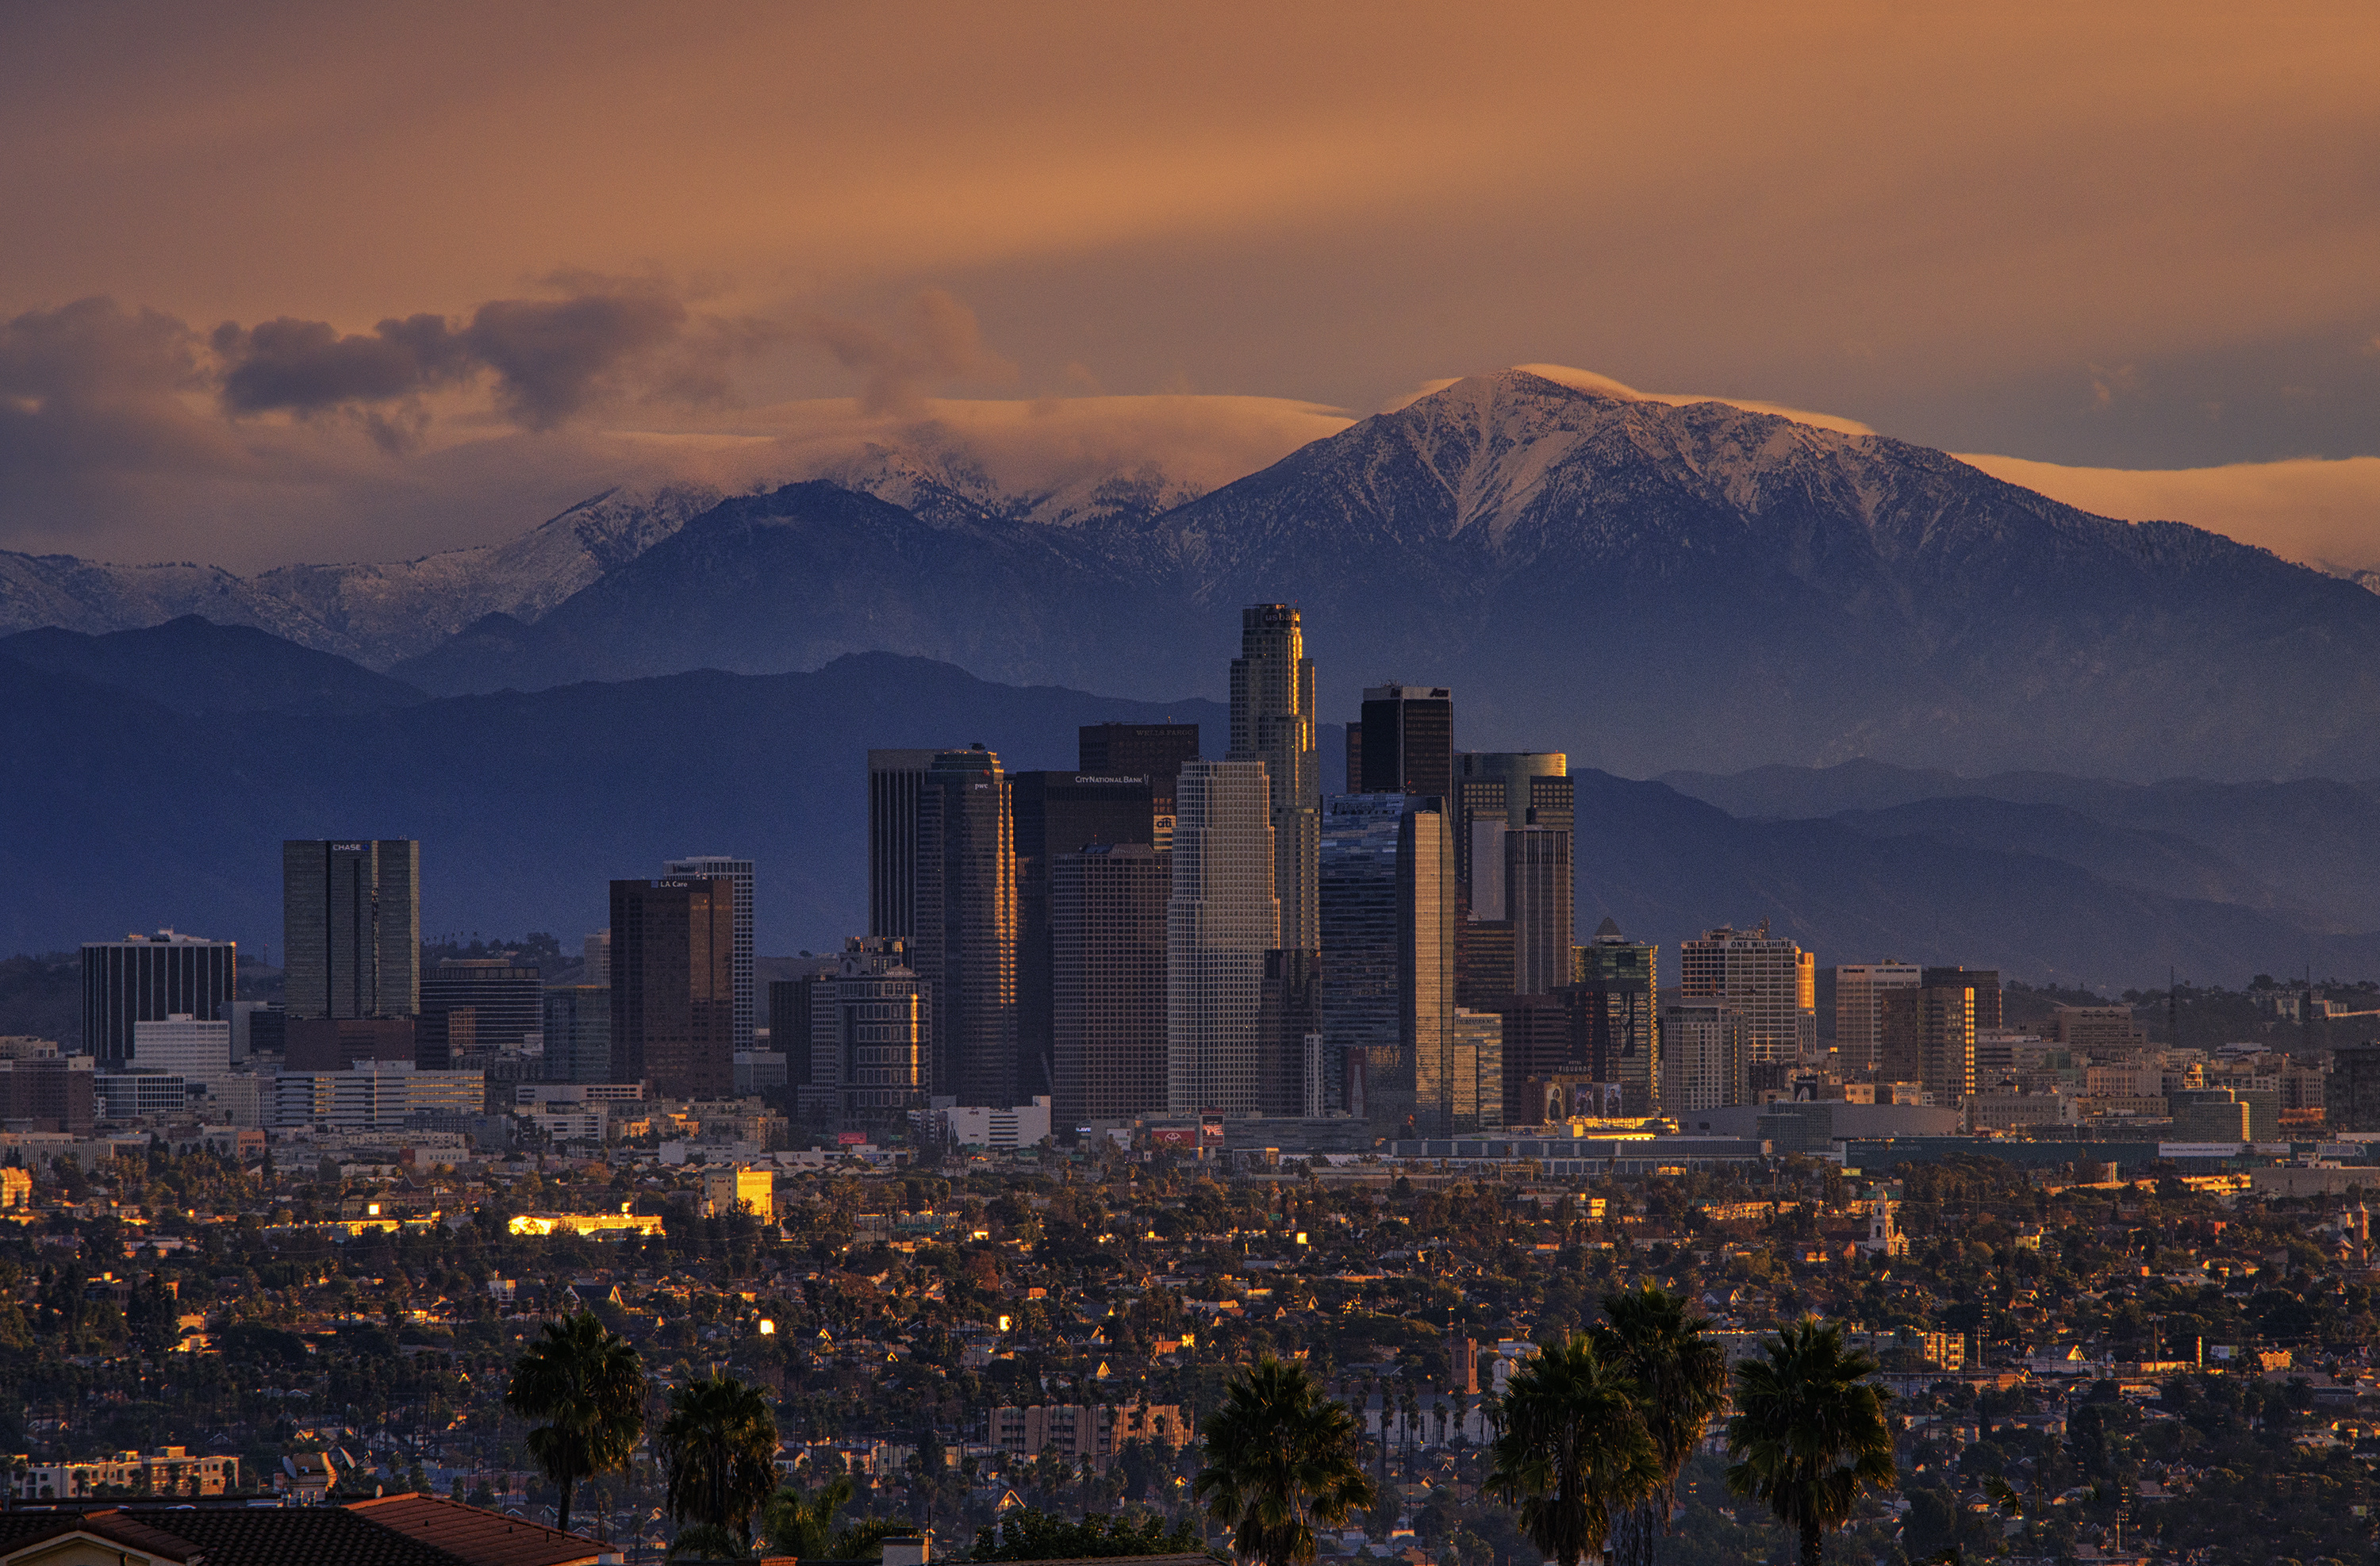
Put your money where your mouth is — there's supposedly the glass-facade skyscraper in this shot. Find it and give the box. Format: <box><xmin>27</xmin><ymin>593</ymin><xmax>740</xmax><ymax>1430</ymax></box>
<box><xmin>1357</xmin><ymin>684</ymin><xmax>1453</xmax><ymax>803</ymax></box>
<box><xmin>1011</xmin><ymin>773</ymin><xmax>1156</xmax><ymax>1100</ymax></box>
<box><xmin>282</xmin><ymin>839</ymin><xmax>418</xmax><ymax>1021</ymax></box>
<box><xmin>608</xmin><ymin>876</ymin><xmax>735</xmax><ymax>1100</ymax></box>
<box><xmin>916</xmin><ymin>747</ymin><xmax>1019</xmax><ymax>1108</ymax></box>
<box><xmin>1318</xmin><ymin>793</ymin><xmax>1457</xmax><ymax>1134</ymax></box>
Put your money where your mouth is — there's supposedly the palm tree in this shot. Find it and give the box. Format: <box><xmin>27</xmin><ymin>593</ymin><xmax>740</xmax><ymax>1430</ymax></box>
<box><xmin>1485</xmin><ymin>1332</ymin><xmax>1660</xmax><ymax>1566</ymax></box>
<box><xmin>504</xmin><ymin>1310</ymin><xmax>647</xmax><ymax>1537</ymax></box>
<box><xmin>1594</xmin><ymin>1285</ymin><xmax>1728</xmax><ymax>1566</ymax></box>
<box><xmin>1195</xmin><ymin>1357</ymin><xmax>1376</xmax><ymax>1566</ymax></box>
<box><xmin>658</xmin><ymin>1371</ymin><xmax>781</xmax><ymax>1559</ymax></box>
<box><xmin>1723</xmin><ymin>1318</ymin><xmax>1895</xmax><ymax>1566</ymax></box>
<box><xmin>762</xmin><ymin>1472</ymin><xmax>854</xmax><ymax>1559</ymax></box>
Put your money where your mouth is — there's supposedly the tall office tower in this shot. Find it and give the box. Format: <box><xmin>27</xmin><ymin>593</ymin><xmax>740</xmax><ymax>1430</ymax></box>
<box><xmin>1229</xmin><ymin>605</ymin><xmax>1320</xmax><ymax>952</ymax></box>
<box><xmin>1052</xmin><ymin>844</ymin><xmax>1170</xmax><ymax>1126</ymax></box>
<box><xmin>1319</xmin><ymin>793</ymin><xmax>1403</xmax><ymax>1118</ymax></box>
<box><xmin>666</xmin><ymin>857</ymin><xmax>754</xmax><ymax>1051</ymax></box>
<box><xmin>418</xmin><ymin>958</ymin><xmax>543</xmax><ymax>1069</ymax></box>
<box><xmin>1880</xmin><ymin>983</ymin><xmax>1977</xmax><ymax>1103</ymax></box>
<box><xmin>1660</xmin><ymin>1000</ymin><xmax>1747</xmax><ymax>1113</ymax></box>
<box><xmin>1166</xmin><ymin>759</ymin><xmax>1278</xmax><ymax>1115</ymax></box>
<box><xmin>1400</xmin><ymin>798</ymin><xmax>1459</xmax><ymax>1135</ymax></box>
<box><xmin>766</xmin><ymin>957</ymin><xmax>839</xmax><ymax>1092</ymax></box>
<box><xmin>583</xmin><ymin>930</ymin><xmax>611</xmax><ymax>988</ymax></box>
<box><xmin>1572</xmin><ymin>919</ymin><xmax>1660</xmax><ymax>1114</ymax></box>
<box><xmin>1492</xmin><ymin>996</ymin><xmax>1576</xmax><ymax>1119</ymax></box>
<box><xmin>1451</xmin><ymin>1008</ymin><xmax>1503</xmax><ymax>1131</ymax></box>
<box><xmin>1922</xmin><ymin>966</ymin><xmax>2003</xmax><ymax>1029</ymax></box>
<box><xmin>1358</xmin><ymin>685</ymin><xmax>1454</xmax><ymax>804</ymax></box>
<box><xmin>81</xmin><ymin>929</ymin><xmax>237</xmax><ymax>1069</ymax></box>
<box><xmin>1012</xmin><ymin>773</ymin><xmax>1157</xmax><ymax>1099</ymax></box>
<box><xmin>283</xmin><ymin>839</ymin><xmax>419</xmax><ymax>1023</ymax></box>
<box><xmin>1679</xmin><ymin>923</ymin><xmax>1815</xmax><ymax>1081</ymax></box>
<box><xmin>868</xmin><ymin>749</ymin><xmax>939</xmax><ymax>939</ymax></box>
<box><xmin>1453</xmin><ymin>752</ymin><xmax>1572</xmax><ymax>905</ymax></box>
<box><xmin>914</xmin><ymin>747</ymin><xmax>1019</xmax><ymax>1107</ymax></box>
<box><xmin>541</xmin><ymin>985</ymin><xmax>612</xmax><ymax>1084</ymax></box>
<box><xmin>608</xmin><ymin>876</ymin><xmax>735</xmax><ymax>1100</ymax></box>
<box><xmin>802</xmin><ymin>937</ymin><xmax>931</xmax><ymax>1133</ymax></box>
<box><xmin>1833</xmin><ymin>962</ymin><xmax>1920</xmax><ymax>1070</ymax></box>
<box><xmin>1504</xmin><ymin>827</ymin><xmax>1573</xmax><ymax>998</ymax></box>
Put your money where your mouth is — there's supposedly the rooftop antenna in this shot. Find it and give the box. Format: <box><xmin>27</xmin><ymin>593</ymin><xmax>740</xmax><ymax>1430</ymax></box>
<box><xmin>2170</xmin><ymin>966</ymin><xmax>2179</xmax><ymax>1051</ymax></box>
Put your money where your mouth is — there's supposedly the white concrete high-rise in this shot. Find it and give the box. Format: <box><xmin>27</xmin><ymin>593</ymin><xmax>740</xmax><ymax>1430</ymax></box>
<box><xmin>1661</xmin><ymin>1000</ymin><xmax>1747</xmax><ymax>1113</ymax></box>
<box><xmin>1679</xmin><ymin>922</ymin><xmax>1815</xmax><ymax>1074</ymax></box>
<box><xmin>1228</xmin><ymin>605</ymin><xmax>1319</xmax><ymax>954</ymax></box>
<box><xmin>131</xmin><ymin>1015</ymin><xmax>231</xmax><ymax>1080</ymax></box>
<box><xmin>1166</xmin><ymin>760</ymin><xmax>1278</xmax><ymax>1114</ymax></box>
<box><xmin>666</xmin><ymin>856</ymin><xmax>754</xmax><ymax>1051</ymax></box>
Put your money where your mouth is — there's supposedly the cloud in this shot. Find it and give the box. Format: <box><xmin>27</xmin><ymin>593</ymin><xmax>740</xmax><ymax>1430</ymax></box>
<box><xmin>0</xmin><ymin>296</ymin><xmax>249</xmax><ymax>489</ymax></box>
<box><xmin>1955</xmin><ymin>451</ymin><xmax>2380</xmax><ymax>577</ymax></box>
<box><xmin>209</xmin><ymin>278</ymin><xmax>750</xmax><ymax>439</ymax></box>
<box><xmin>801</xmin><ymin>288</ymin><xmax>1019</xmax><ymax>415</ymax></box>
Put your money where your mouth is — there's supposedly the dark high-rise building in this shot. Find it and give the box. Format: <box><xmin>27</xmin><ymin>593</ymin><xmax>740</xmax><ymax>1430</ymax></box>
<box><xmin>1880</xmin><ymin>984</ymin><xmax>1975</xmax><ymax>1103</ymax></box>
<box><xmin>1012</xmin><ymin>773</ymin><xmax>1157</xmax><ymax>1099</ymax></box>
<box><xmin>608</xmin><ymin>877</ymin><xmax>735</xmax><ymax>1100</ymax></box>
<box><xmin>282</xmin><ymin>839</ymin><xmax>419</xmax><ymax>1020</ymax></box>
<box><xmin>1506</xmin><ymin>827</ymin><xmax>1573</xmax><ymax>999</ymax></box>
<box><xmin>285</xmin><ymin>1017</ymin><xmax>414</xmax><ymax>1071</ymax></box>
<box><xmin>81</xmin><ymin>929</ymin><xmax>237</xmax><ymax>1069</ymax></box>
<box><xmin>766</xmin><ymin>961</ymin><xmax>838</xmax><ymax>1089</ymax></box>
<box><xmin>1077</xmin><ymin>724</ymin><xmax>1200</xmax><ymax>815</ymax></box>
<box><xmin>1052</xmin><ymin>843</ymin><xmax>1169</xmax><ymax>1126</ymax></box>
<box><xmin>418</xmin><ymin>958</ymin><xmax>543</xmax><ymax>1069</ymax></box>
<box><xmin>542</xmin><ymin>985</ymin><xmax>612</xmax><ymax>1084</ymax></box>
<box><xmin>915</xmin><ymin>747</ymin><xmax>1020</xmax><ymax>1107</ymax></box>
<box><xmin>1319</xmin><ymin>794</ymin><xmax>1402</xmax><ymax>1119</ymax></box>
<box><xmin>666</xmin><ymin>857</ymin><xmax>755</xmax><ymax>1050</ymax></box>
<box><xmin>1261</xmin><ymin>947</ymin><xmax>1321</xmax><ymax>1119</ymax></box>
<box><xmin>868</xmin><ymin>750</ymin><xmax>939</xmax><ymax>941</ymax></box>
<box><xmin>1358</xmin><ymin>685</ymin><xmax>1454</xmax><ymax>804</ymax></box>
<box><xmin>1455</xmin><ymin>919</ymin><xmax>1514</xmax><ymax>1011</ymax></box>
<box><xmin>1923</xmin><ymin>966</ymin><xmax>2003</xmax><ymax>1030</ymax></box>
<box><xmin>1572</xmin><ymin>919</ymin><xmax>1660</xmax><ymax>1113</ymax></box>
<box><xmin>1344</xmin><ymin>724</ymin><xmax>1365</xmax><ymax>792</ymax></box>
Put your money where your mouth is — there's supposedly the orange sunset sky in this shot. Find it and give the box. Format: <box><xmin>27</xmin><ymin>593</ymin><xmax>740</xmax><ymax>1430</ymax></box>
<box><xmin>5</xmin><ymin>3</ymin><xmax>2379</xmax><ymax>571</ymax></box>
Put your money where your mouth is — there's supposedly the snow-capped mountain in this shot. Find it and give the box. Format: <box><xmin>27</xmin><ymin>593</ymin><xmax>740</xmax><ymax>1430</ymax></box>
<box><xmin>0</xmin><ymin>483</ymin><xmax>722</xmax><ymax>666</ymax></box>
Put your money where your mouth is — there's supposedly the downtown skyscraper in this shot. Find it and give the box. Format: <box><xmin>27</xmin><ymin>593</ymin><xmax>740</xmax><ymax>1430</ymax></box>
<box><xmin>915</xmin><ymin>747</ymin><xmax>1019</xmax><ymax>1107</ymax></box>
<box><xmin>1166</xmin><ymin>759</ymin><xmax>1277</xmax><ymax>1115</ymax></box>
<box><xmin>1228</xmin><ymin>605</ymin><xmax>1319</xmax><ymax>954</ymax></box>
<box><xmin>664</xmin><ymin>856</ymin><xmax>754</xmax><ymax>1051</ymax></box>
<box><xmin>282</xmin><ymin>840</ymin><xmax>419</xmax><ymax>1021</ymax></box>
<box><xmin>608</xmin><ymin>875</ymin><xmax>735</xmax><ymax>1100</ymax></box>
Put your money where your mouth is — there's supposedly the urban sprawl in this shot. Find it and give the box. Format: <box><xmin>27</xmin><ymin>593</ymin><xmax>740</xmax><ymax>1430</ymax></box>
<box><xmin>10</xmin><ymin>604</ymin><xmax>2380</xmax><ymax>1566</ymax></box>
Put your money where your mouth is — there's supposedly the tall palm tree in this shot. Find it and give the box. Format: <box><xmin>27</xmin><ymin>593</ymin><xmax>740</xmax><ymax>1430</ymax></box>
<box><xmin>1595</xmin><ymin>1285</ymin><xmax>1729</xmax><ymax>1566</ymax></box>
<box><xmin>762</xmin><ymin>1472</ymin><xmax>854</xmax><ymax>1559</ymax></box>
<box><xmin>658</xmin><ymin>1371</ymin><xmax>781</xmax><ymax>1559</ymax></box>
<box><xmin>504</xmin><ymin>1310</ymin><xmax>647</xmax><ymax>1537</ymax></box>
<box><xmin>1485</xmin><ymin>1332</ymin><xmax>1660</xmax><ymax>1566</ymax></box>
<box><xmin>1195</xmin><ymin>1357</ymin><xmax>1376</xmax><ymax>1566</ymax></box>
<box><xmin>1723</xmin><ymin>1318</ymin><xmax>1895</xmax><ymax>1566</ymax></box>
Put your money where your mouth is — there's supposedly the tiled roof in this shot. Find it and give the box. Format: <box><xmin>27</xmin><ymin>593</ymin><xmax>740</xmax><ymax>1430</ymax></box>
<box><xmin>121</xmin><ymin>1505</ymin><xmax>466</xmax><ymax>1566</ymax></box>
<box><xmin>0</xmin><ymin>1508</ymin><xmax>206</xmax><ymax>1563</ymax></box>
<box><xmin>349</xmin><ymin>1495</ymin><xmax>608</xmax><ymax>1566</ymax></box>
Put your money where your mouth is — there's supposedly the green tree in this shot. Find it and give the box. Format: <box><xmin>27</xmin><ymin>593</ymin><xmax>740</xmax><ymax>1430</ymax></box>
<box><xmin>659</xmin><ymin>1371</ymin><xmax>780</xmax><ymax>1559</ymax></box>
<box><xmin>971</xmin><ymin>1507</ymin><xmax>1204</xmax><ymax>1560</ymax></box>
<box><xmin>762</xmin><ymin>1474</ymin><xmax>854</xmax><ymax>1559</ymax></box>
<box><xmin>1723</xmin><ymin>1317</ymin><xmax>1896</xmax><ymax>1566</ymax></box>
<box><xmin>503</xmin><ymin>1310</ymin><xmax>647</xmax><ymax>1537</ymax></box>
<box><xmin>1194</xmin><ymin>1357</ymin><xmax>1376</xmax><ymax>1566</ymax></box>
<box><xmin>1595</xmin><ymin>1284</ymin><xmax>1728</xmax><ymax>1566</ymax></box>
<box><xmin>1485</xmin><ymin>1332</ymin><xmax>1660</xmax><ymax>1566</ymax></box>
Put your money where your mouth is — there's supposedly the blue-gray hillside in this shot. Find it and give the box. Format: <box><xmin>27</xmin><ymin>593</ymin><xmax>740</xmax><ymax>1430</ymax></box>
<box><xmin>0</xmin><ymin>616</ymin><xmax>428</xmax><ymax>716</ymax></box>
<box><xmin>6</xmin><ymin>638</ymin><xmax>2378</xmax><ymax>988</ymax></box>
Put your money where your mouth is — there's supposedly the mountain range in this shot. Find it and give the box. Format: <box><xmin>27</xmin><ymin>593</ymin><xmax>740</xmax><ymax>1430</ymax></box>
<box><xmin>14</xmin><ymin>370</ymin><xmax>2380</xmax><ymax>779</ymax></box>
<box><xmin>6</xmin><ymin>618</ymin><xmax>2380</xmax><ymax>992</ymax></box>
